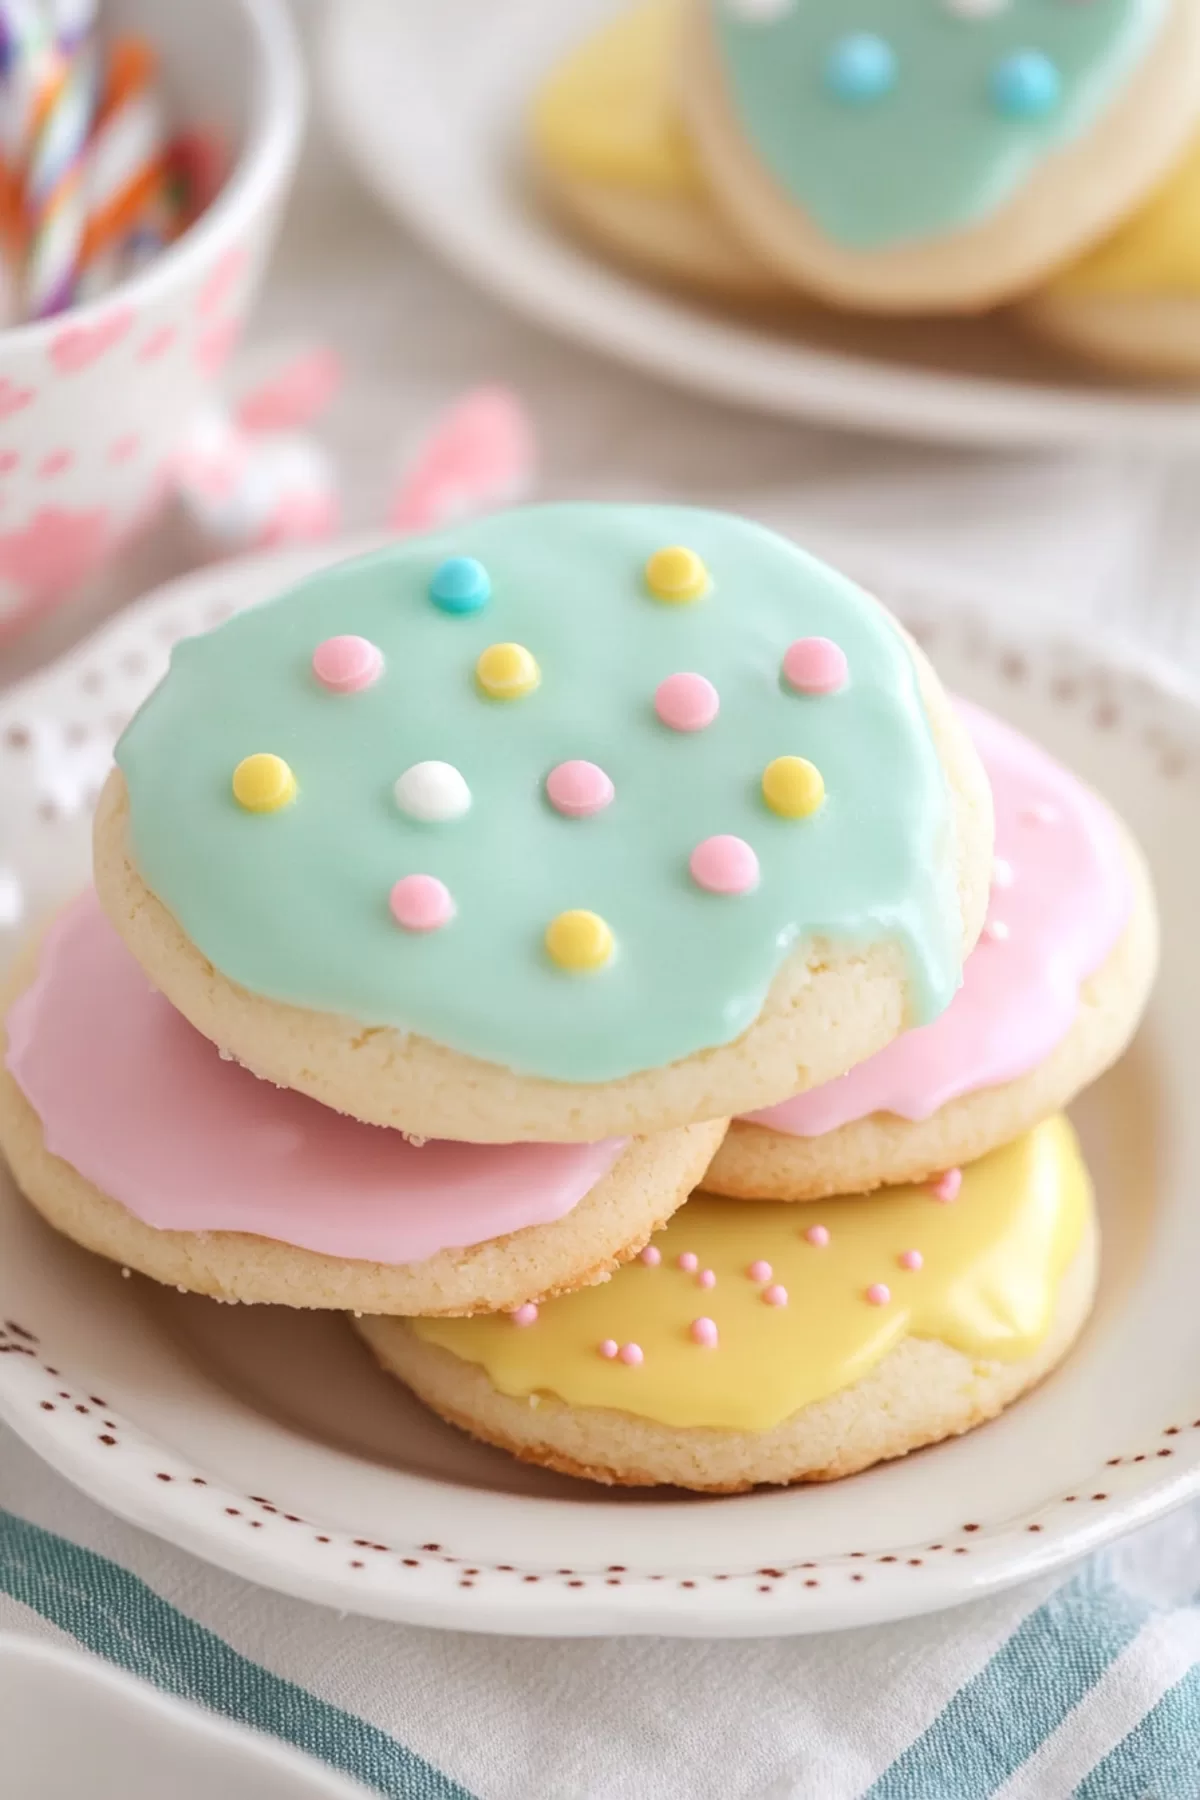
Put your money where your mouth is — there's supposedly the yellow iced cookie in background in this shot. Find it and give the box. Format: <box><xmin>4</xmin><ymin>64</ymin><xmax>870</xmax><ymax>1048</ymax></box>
<box><xmin>529</xmin><ymin>0</ymin><xmax>787</xmax><ymax>300</ymax></box>
<box><xmin>1020</xmin><ymin>132</ymin><xmax>1200</xmax><ymax>377</ymax></box>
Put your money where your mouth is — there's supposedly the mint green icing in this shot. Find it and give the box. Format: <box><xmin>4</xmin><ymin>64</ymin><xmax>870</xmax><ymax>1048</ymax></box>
<box><xmin>116</xmin><ymin>505</ymin><xmax>961</xmax><ymax>1083</ymax></box>
<box><xmin>713</xmin><ymin>0</ymin><xmax>1166</xmax><ymax>250</ymax></box>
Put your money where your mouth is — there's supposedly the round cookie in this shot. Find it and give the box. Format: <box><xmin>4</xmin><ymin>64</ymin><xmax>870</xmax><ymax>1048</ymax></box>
<box><xmin>94</xmin><ymin>503</ymin><xmax>993</xmax><ymax>1144</ymax></box>
<box><xmin>1020</xmin><ymin>130</ymin><xmax>1200</xmax><ymax>376</ymax></box>
<box><xmin>0</xmin><ymin>893</ymin><xmax>726</xmax><ymax>1314</ymax></box>
<box><xmin>679</xmin><ymin>0</ymin><xmax>1200</xmax><ymax>314</ymax></box>
<box><xmin>531</xmin><ymin>0</ymin><xmax>788</xmax><ymax>300</ymax></box>
<box><xmin>357</xmin><ymin>1117</ymin><xmax>1096</xmax><ymax>1491</ymax></box>
<box><xmin>704</xmin><ymin>702</ymin><xmax>1158</xmax><ymax>1201</ymax></box>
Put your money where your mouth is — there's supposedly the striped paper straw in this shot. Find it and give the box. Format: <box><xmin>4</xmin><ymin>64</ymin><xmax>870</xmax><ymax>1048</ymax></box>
<box><xmin>23</xmin><ymin>31</ymin><xmax>98</xmax><ymax>316</ymax></box>
<box><xmin>78</xmin><ymin>34</ymin><xmax>165</xmax><ymax>270</ymax></box>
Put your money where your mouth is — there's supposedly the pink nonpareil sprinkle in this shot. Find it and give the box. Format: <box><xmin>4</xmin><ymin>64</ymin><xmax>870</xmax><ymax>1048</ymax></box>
<box><xmin>762</xmin><ymin>1284</ymin><xmax>788</xmax><ymax>1308</ymax></box>
<box><xmin>804</xmin><ymin>1224</ymin><xmax>830</xmax><ymax>1247</ymax></box>
<box><xmin>639</xmin><ymin>1245</ymin><xmax>662</xmax><ymax>1266</ymax></box>
<box><xmin>618</xmin><ymin>1342</ymin><xmax>644</xmax><ymax>1367</ymax></box>
<box><xmin>930</xmin><ymin>1168</ymin><xmax>963</xmax><ymax>1203</ymax></box>
<box><xmin>598</xmin><ymin>1339</ymin><xmax>619</xmax><ymax>1360</ymax></box>
<box><xmin>677</xmin><ymin>1251</ymin><xmax>699</xmax><ymax>1273</ymax></box>
<box><xmin>747</xmin><ymin>1260</ymin><xmax>772</xmax><ymax>1283</ymax></box>
<box><xmin>690</xmin><ymin>1317</ymin><xmax>719</xmax><ymax>1348</ymax></box>
<box><xmin>865</xmin><ymin>1283</ymin><xmax>891</xmax><ymax>1306</ymax></box>
<box><xmin>510</xmin><ymin>1302</ymin><xmax>538</xmax><ymax>1326</ymax></box>
<box><xmin>898</xmin><ymin>1250</ymin><xmax>923</xmax><ymax>1272</ymax></box>
<box><xmin>697</xmin><ymin>1269</ymin><xmax>716</xmax><ymax>1289</ymax></box>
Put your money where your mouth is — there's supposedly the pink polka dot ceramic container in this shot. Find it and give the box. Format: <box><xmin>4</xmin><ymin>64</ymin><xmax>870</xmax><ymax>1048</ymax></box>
<box><xmin>0</xmin><ymin>0</ymin><xmax>302</xmax><ymax>642</ymax></box>
<box><xmin>0</xmin><ymin>537</ymin><xmax>1193</xmax><ymax>1637</ymax></box>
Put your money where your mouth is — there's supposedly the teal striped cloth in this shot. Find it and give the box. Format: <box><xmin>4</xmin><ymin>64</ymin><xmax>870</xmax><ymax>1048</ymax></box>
<box><xmin>3</xmin><ymin>1425</ymin><xmax>1199</xmax><ymax>1799</ymax></box>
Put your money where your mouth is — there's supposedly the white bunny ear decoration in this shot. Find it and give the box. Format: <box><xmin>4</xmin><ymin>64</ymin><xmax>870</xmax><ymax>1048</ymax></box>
<box><xmin>386</xmin><ymin>386</ymin><xmax>537</xmax><ymax>536</ymax></box>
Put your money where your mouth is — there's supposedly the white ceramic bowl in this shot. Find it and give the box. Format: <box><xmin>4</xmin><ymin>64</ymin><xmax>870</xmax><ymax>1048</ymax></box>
<box><xmin>0</xmin><ymin>0</ymin><xmax>304</xmax><ymax>640</ymax></box>
<box><xmin>0</xmin><ymin>1636</ymin><xmax>369</xmax><ymax>1798</ymax></box>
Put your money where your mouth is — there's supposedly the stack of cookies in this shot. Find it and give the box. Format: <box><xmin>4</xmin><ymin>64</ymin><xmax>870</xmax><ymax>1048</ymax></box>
<box><xmin>531</xmin><ymin>0</ymin><xmax>1200</xmax><ymax>379</ymax></box>
<box><xmin>0</xmin><ymin>503</ymin><xmax>1156</xmax><ymax>1492</ymax></box>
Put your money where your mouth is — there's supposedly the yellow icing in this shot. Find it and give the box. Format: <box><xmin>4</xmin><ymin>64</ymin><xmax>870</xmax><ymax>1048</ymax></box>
<box><xmin>231</xmin><ymin>754</ymin><xmax>296</xmax><ymax>814</ymax></box>
<box><xmin>412</xmin><ymin>1116</ymin><xmax>1090</xmax><ymax>1432</ymax></box>
<box><xmin>1052</xmin><ymin>133</ymin><xmax>1200</xmax><ymax>295</ymax></box>
<box><xmin>545</xmin><ymin>910</ymin><xmax>614</xmax><ymax>973</ymax></box>
<box><xmin>530</xmin><ymin>0</ymin><xmax>702</xmax><ymax>198</ymax></box>
<box><xmin>762</xmin><ymin>755</ymin><xmax>825</xmax><ymax>820</ymax></box>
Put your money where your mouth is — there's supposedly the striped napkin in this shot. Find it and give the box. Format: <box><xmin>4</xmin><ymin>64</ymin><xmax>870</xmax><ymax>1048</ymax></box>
<box><xmin>3</xmin><ymin>1422</ymin><xmax>1200</xmax><ymax>1798</ymax></box>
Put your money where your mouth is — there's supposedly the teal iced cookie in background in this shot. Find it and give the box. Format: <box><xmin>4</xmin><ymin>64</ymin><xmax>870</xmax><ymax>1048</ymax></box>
<box><xmin>113</xmin><ymin>504</ymin><xmax>966</xmax><ymax>1085</ymax></box>
<box><xmin>712</xmin><ymin>0</ymin><xmax>1166</xmax><ymax>250</ymax></box>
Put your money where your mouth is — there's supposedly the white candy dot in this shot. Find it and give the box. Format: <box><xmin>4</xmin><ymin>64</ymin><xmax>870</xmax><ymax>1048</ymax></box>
<box><xmin>394</xmin><ymin>760</ymin><xmax>471</xmax><ymax>823</ymax></box>
<box><xmin>943</xmin><ymin>0</ymin><xmax>1009</xmax><ymax>16</ymax></box>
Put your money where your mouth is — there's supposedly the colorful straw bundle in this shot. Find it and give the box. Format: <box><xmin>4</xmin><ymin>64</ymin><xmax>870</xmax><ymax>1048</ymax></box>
<box><xmin>0</xmin><ymin>1</ymin><xmax>218</xmax><ymax>322</ymax></box>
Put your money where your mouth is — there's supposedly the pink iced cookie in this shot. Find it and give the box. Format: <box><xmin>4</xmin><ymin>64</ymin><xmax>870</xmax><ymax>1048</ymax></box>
<box><xmin>744</xmin><ymin>700</ymin><xmax>1134</xmax><ymax>1139</ymax></box>
<box><xmin>2</xmin><ymin>894</ymin><xmax>638</xmax><ymax>1280</ymax></box>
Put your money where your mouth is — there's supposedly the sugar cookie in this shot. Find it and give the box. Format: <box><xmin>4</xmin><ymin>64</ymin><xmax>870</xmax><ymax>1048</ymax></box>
<box><xmin>358</xmin><ymin>1118</ymin><xmax>1096</xmax><ymax>1490</ymax></box>
<box><xmin>94</xmin><ymin>504</ymin><xmax>992</xmax><ymax>1143</ymax></box>
<box><xmin>0</xmin><ymin>895</ymin><xmax>726</xmax><ymax>1314</ymax></box>
<box><xmin>531</xmin><ymin>0</ymin><xmax>786</xmax><ymax>299</ymax></box>
<box><xmin>679</xmin><ymin>0</ymin><xmax>1200</xmax><ymax>313</ymax></box>
<box><xmin>1020</xmin><ymin>131</ymin><xmax>1200</xmax><ymax>376</ymax></box>
<box><xmin>704</xmin><ymin>703</ymin><xmax>1157</xmax><ymax>1201</ymax></box>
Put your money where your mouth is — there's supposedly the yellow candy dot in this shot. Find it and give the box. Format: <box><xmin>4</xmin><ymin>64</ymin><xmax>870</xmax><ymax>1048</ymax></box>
<box><xmin>476</xmin><ymin>641</ymin><xmax>541</xmax><ymax>700</ymax></box>
<box><xmin>232</xmin><ymin>753</ymin><xmax>296</xmax><ymax>814</ymax></box>
<box><xmin>545</xmin><ymin>909</ymin><xmax>614</xmax><ymax>972</ymax></box>
<box><xmin>762</xmin><ymin>755</ymin><xmax>825</xmax><ymax>820</ymax></box>
<box><xmin>645</xmin><ymin>545</ymin><xmax>709</xmax><ymax>603</ymax></box>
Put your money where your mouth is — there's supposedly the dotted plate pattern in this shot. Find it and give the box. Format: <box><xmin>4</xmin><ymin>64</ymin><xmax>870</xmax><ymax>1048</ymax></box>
<box><xmin>0</xmin><ymin>535</ymin><xmax>1195</xmax><ymax>1635</ymax></box>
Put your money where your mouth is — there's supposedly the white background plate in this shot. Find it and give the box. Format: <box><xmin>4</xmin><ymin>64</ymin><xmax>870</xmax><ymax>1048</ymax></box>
<box><xmin>0</xmin><ymin>539</ymin><xmax>1196</xmax><ymax>1637</ymax></box>
<box><xmin>320</xmin><ymin>0</ymin><xmax>1200</xmax><ymax>452</ymax></box>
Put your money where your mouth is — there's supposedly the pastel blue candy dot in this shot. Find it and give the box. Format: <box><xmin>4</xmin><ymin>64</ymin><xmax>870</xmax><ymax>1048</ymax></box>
<box><xmin>824</xmin><ymin>33</ymin><xmax>896</xmax><ymax>105</ymax></box>
<box><xmin>990</xmin><ymin>50</ymin><xmax>1061</xmax><ymax>120</ymax></box>
<box><xmin>429</xmin><ymin>556</ymin><xmax>490</xmax><ymax>615</ymax></box>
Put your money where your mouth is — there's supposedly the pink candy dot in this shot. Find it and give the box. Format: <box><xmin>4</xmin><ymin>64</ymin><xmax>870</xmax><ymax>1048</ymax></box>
<box><xmin>677</xmin><ymin>1251</ymin><xmax>698</xmax><ymax>1273</ymax></box>
<box><xmin>930</xmin><ymin>1168</ymin><xmax>962</xmax><ymax>1203</ymax></box>
<box><xmin>690</xmin><ymin>1316</ymin><xmax>719</xmax><ymax>1348</ymax></box>
<box><xmin>697</xmin><ymin>1269</ymin><xmax>716</xmax><ymax>1290</ymax></box>
<box><xmin>640</xmin><ymin>1245</ymin><xmax>662</xmax><ymax>1266</ymax></box>
<box><xmin>782</xmin><ymin>636</ymin><xmax>847</xmax><ymax>696</ymax></box>
<box><xmin>762</xmin><ymin>1284</ymin><xmax>788</xmax><ymax>1308</ymax></box>
<box><xmin>689</xmin><ymin>835</ymin><xmax>759</xmax><ymax>896</ymax></box>
<box><xmin>599</xmin><ymin>1339</ymin><xmax>619</xmax><ymax>1359</ymax></box>
<box><xmin>984</xmin><ymin>920</ymin><xmax>1010</xmax><ymax>943</ymax></box>
<box><xmin>655</xmin><ymin>672</ymin><xmax>719</xmax><ymax>733</ymax></box>
<box><xmin>545</xmin><ymin>759</ymin><xmax>614</xmax><ymax>818</ymax></box>
<box><xmin>511</xmin><ymin>1302</ymin><xmax>538</xmax><ymax>1326</ymax></box>
<box><xmin>747</xmin><ymin>1260</ymin><xmax>772</xmax><ymax>1283</ymax></box>
<box><xmin>804</xmin><ymin>1225</ymin><xmax>830</xmax><ymax>1247</ymax></box>
<box><xmin>866</xmin><ymin>1283</ymin><xmax>891</xmax><ymax>1306</ymax></box>
<box><xmin>312</xmin><ymin>634</ymin><xmax>383</xmax><ymax>694</ymax></box>
<box><xmin>898</xmin><ymin>1250</ymin><xmax>923</xmax><ymax>1272</ymax></box>
<box><xmin>389</xmin><ymin>874</ymin><xmax>454</xmax><ymax>933</ymax></box>
<box><xmin>618</xmin><ymin>1342</ymin><xmax>644</xmax><ymax>1366</ymax></box>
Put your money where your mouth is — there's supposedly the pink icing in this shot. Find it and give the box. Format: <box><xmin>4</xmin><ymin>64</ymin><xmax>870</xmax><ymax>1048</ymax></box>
<box><xmin>745</xmin><ymin>702</ymin><xmax>1131</xmax><ymax>1138</ymax></box>
<box><xmin>5</xmin><ymin>895</ymin><xmax>627</xmax><ymax>1265</ymax></box>
<box><xmin>689</xmin><ymin>835</ymin><xmax>760</xmax><ymax>897</ymax></box>
<box><xmin>389</xmin><ymin>874</ymin><xmax>454</xmax><ymax>933</ymax></box>
<box><xmin>311</xmin><ymin>634</ymin><xmax>382</xmax><ymax>694</ymax></box>
<box><xmin>782</xmin><ymin>637</ymin><xmax>847</xmax><ymax>696</ymax></box>
<box><xmin>545</xmin><ymin>760</ymin><xmax>614</xmax><ymax>818</ymax></box>
<box><xmin>655</xmin><ymin>672</ymin><xmax>719</xmax><ymax>733</ymax></box>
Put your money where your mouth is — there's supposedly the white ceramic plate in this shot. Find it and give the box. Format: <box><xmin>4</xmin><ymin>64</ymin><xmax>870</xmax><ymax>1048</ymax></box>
<box><xmin>321</xmin><ymin>0</ymin><xmax>1200</xmax><ymax>452</ymax></box>
<box><xmin>0</xmin><ymin>539</ymin><xmax>1197</xmax><ymax>1638</ymax></box>
<box><xmin>0</xmin><ymin>1635</ymin><xmax>368</xmax><ymax>1797</ymax></box>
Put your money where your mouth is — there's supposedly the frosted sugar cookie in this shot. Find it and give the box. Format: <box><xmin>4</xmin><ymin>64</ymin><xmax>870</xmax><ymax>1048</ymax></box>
<box><xmin>679</xmin><ymin>0</ymin><xmax>1200</xmax><ymax>313</ymax></box>
<box><xmin>1020</xmin><ymin>131</ymin><xmax>1200</xmax><ymax>376</ymax></box>
<box><xmin>0</xmin><ymin>894</ymin><xmax>725</xmax><ymax>1314</ymax></box>
<box><xmin>357</xmin><ymin>1117</ymin><xmax>1096</xmax><ymax>1491</ymax></box>
<box><xmin>531</xmin><ymin>0</ymin><xmax>786</xmax><ymax>299</ymax></box>
<box><xmin>704</xmin><ymin>703</ymin><xmax>1157</xmax><ymax>1202</ymax></box>
<box><xmin>93</xmin><ymin>504</ymin><xmax>992</xmax><ymax>1144</ymax></box>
